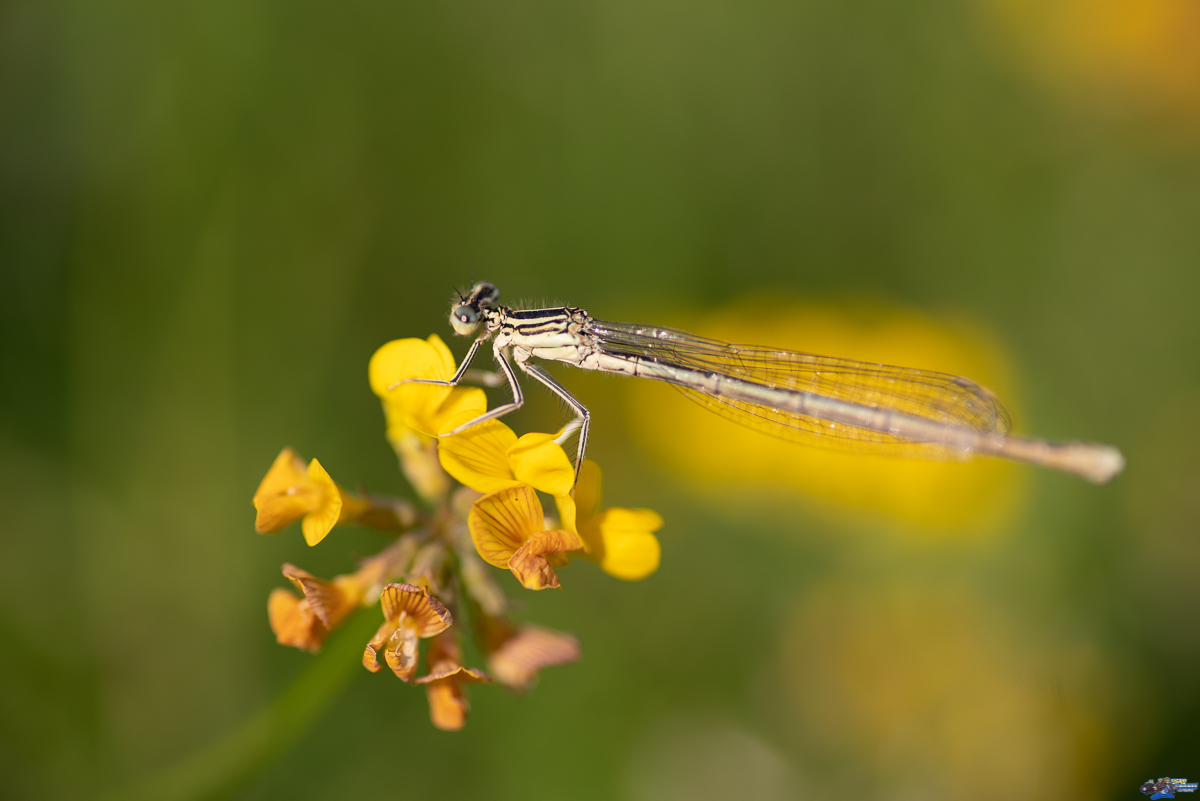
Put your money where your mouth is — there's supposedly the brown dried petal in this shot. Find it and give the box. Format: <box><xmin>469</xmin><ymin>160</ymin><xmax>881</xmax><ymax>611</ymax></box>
<box><xmin>487</xmin><ymin>624</ymin><xmax>581</xmax><ymax>690</ymax></box>
<box><xmin>416</xmin><ymin>665</ymin><xmax>491</xmax><ymax>685</ymax></box>
<box><xmin>384</xmin><ymin>626</ymin><xmax>420</xmax><ymax>682</ymax></box>
<box><xmin>379</xmin><ymin>583</ymin><xmax>452</xmax><ymax>637</ymax></box>
<box><xmin>281</xmin><ymin>563</ymin><xmax>355</xmax><ymax>628</ymax></box>
<box><xmin>363</xmin><ymin>619</ymin><xmax>395</xmax><ymax>672</ymax></box>
<box><xmin>507</xmin><ymin>529</ymin><xmax>584</xmax><ymax>591</ymax></box>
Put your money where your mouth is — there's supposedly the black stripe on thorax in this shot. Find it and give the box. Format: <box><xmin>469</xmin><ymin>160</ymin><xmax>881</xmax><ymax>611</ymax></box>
<box><xmin>507</xmin><ymin>307</ymin><xmax>571</xmax><ymax>321</ymax></box>
<box><xmin>513</xmin><ymin>319</ymin><xmax>572</xmax><ymax>337</ymax></box>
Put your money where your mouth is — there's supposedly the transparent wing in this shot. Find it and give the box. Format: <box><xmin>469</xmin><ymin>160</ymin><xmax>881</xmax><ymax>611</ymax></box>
<box><xmin>589</xmin><ymin>318</ymin><xmax>1012</xmax><ymax>459</ymax></box>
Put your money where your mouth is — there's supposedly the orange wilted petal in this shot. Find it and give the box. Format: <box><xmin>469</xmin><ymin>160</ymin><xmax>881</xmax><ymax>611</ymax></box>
<box><xmin>281</xmin><ymin>563</ymin><xmax>356</xmax><ymax>628</ymax></box>
<box><xmin>507</xmin><ymin>529</ymin><xmax>584</xmax><ymax>590</ymax></box>
<box><xmin>363</xmin><ymin>618</ymin><xmax>394</xmax><ymax>673</ymax></box>
<box><xmin>483</xmin><ymin>622</ymin><xmax>581</xmax><ymax>691</ymax></box>
<box><xmin>416</xmin><ymin>631</ymin><xmax>491</xmax><ymax>730</ymax></box>
<box><xmin>468</xmin><ymin>485</ymin><xmax>545</xmax><ymax>568</ymax></box>
<box><xmin>268</xmin><ymin>587</ymin><xmax>329</xmax><ymax>653</ymax></box>
<box><xmin>417</xmin><ymin>665</ymin><xmax>492</xmax><ymax>731</ymax></box>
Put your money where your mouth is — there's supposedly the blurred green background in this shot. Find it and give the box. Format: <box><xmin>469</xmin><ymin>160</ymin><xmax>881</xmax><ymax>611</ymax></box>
<box><xmin>2</xmin><ymin>0</ymin><xmax>1199</xmax><ymax>798</ymax></box>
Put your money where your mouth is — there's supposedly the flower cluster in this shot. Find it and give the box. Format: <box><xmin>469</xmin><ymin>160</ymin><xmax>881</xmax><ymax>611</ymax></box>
<box><xmin>253</xmin><ymin>334</ymin><xmax>663</xmax><ymax>729</ymax></box>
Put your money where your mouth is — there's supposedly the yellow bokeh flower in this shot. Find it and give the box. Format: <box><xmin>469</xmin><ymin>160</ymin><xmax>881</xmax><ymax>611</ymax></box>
<box><xmin>779</xmin><ymin>576</ymin><xmax>1123</xmax><ymax>800</ymax></box>
<box><xmin>626</xmin><ymin>297</ymin><xmax>1024</xmax><ymax>535</ymax></box>
<box><xmin>369</xmin><ymin>336</ymin><xmax>488</xmax><ymax>501</ymax></box>
<box><xmin>362</xmin><ymin>582</ymin><xmax>453</xmax><ymax>682</ymax></box>
<box><xmin>985</xmin><ymin>0</ymin><xmax>1200</xmax><ymax>131</ymax></box>
<box><xmin>555</xmin><ymin>460</ymin><xmax>662</xmax><ymax>581</ymax></box>
<box><xmin>468</xmin><ymin>485</ymin><xmax>583</xmax><ymax>590</ymax></box>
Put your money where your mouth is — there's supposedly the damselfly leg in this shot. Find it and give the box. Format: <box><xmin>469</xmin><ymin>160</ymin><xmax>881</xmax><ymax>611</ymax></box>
<box><xmin>390</xmin><ymin>339</ymin><xmax>591</xmax><ymax>485</ymax></box>
<box><xmin>518</xmin><ymin>360</ymin><xmax>590</xmax><ymax>484</ymax></box>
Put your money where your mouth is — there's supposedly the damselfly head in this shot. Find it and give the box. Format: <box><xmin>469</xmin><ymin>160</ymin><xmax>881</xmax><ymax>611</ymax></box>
<box><xmin>449</xmin><ymin>281</ymin><xmax>499</xmax><ymax>335</ymax></box>
<box><xmin>466</xmin><ymin>281</ymin><xmax>499</xmax><ymax>306</ymax></box>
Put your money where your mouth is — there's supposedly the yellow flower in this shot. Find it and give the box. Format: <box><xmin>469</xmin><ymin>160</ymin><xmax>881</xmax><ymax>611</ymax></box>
<box><xmin>362</xmin><ymin>583</ymin><xmax>453</xmax><ymax>682</ymax></box>
<box><xmin>252</xmin><ymin>448</ymin><xmax>415</xmax><ymax>546</ymax></box>
<box><xmin>369</xmin><ymin>335</ymin><xmax>488</xmax><ymax>501</ymax></box>
<box><xmin>475</xmin><ymin>613</ymin><xmax>581</xmax><ymax>690</ymax></box>
<box><xmin>555</xmin><ymin>460</ymin><xmax>663</xmax><ymax>581</ymax></box>
<box><xmin>415</xmin><ymin>631</ymin><xmax>492</xmax><ymax>731</ymax></box>
<box><xmin>468</xmin><ymin>485</ymin><xmax>583</xmax><ymax>590</ymax></box>
<box><xmin>368</xmin><ymin>335</ymin><xmax>488</xmax><ymax>440</ymax></box>
<box><xmin>253</xmin><ymin>448</ymin><xmax>351</xmax><ymax>546</ymax></box>
<box><xmin>437</xmin><ymin>415</ymin><xmax>576</xmax><ymax>498</ymax></box>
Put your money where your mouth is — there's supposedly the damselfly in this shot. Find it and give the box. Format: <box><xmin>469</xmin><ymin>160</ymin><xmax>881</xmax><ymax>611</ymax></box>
<box><xmin>396</xmin><ymin>282</ymin><xmax>1125</xmax><ymax>485</ymax></box>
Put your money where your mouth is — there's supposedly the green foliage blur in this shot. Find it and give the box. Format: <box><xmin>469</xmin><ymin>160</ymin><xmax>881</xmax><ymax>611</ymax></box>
<box><xmin>2</xmin><ymin>0</ymin><xmax>1198</xmax><ymax>798</ymax></box>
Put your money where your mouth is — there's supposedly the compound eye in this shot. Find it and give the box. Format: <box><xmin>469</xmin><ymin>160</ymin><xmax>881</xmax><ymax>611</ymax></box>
<box><xmin>450</xmin><ymin>304</ymin><xmax>481</xmax><ymax>334</ymax></box>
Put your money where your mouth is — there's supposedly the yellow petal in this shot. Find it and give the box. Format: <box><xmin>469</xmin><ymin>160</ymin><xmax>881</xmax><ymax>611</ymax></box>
<box><xmin>508</xmin><ymin>432</ymin><xmax>575</xmax><ymax>497</ymax></box>
<box><xmin>253</xmin><ymin>448</ymin><xmax>318</xmax><ymax>533</ymax></box>
<box><xmin>428</xmin><ymin>387</ymin><xmax>488</xmax><ymax>435</ymax></box>
<box><xmin>300</xmin><ymin>458</ymin><xmax>343</xmax><ymax>546</ymax></box>
<box><xmin>368</xmin><ymin>336</ymin><xmax>455</xmax><ymax>428</ymax></box>
<box><xmin>583</xmin><ymin>508</ymin><xmax>663</xmax><ymax>580</ymax></box>
<box><xmin>468</xmin><ymin>485</ymin><xmax>545</xmax><ymax>568</ymax></box>
<box><xmin>554</xmin><ymin>492</ymin><xmax>578</xmax><ymax>535</ymax></box>
<box><xmin>381</xmin><ymin>396</ymin><xmax>418</xmax><ymax>444</ymax></box>
<box><xmin>393</xmin><ymin>431</ymin><xmax>450</xmax><ymax>503</ymax></box>
<box><xmin>507</xmin><ymin>529</ymin><xmax>584</xmax><ymax>590</ymax></box>
<box><xmin>573</xmin><ymin>459</ymin><xmax>603</xmax><ymax>523</ymax></box>
<box><xmin>437</xmin><ymin>415</ymin><xmax>521</xmax><ymax>494</ymax></box>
